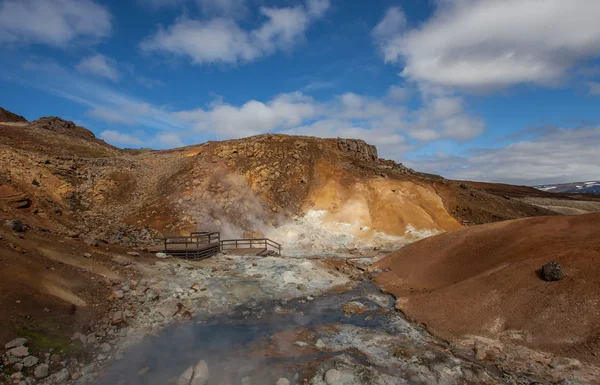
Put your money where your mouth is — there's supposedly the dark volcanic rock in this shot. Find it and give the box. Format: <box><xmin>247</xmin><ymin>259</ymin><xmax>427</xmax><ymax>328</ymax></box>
<box><xmin>542</xmin><ymin>261</ymin><xmax>565</xmax><ymax>281</ymax></box>
<box><xmin>7</xmin><ymin>219</ymin><xmax>24</xmax><ymax>232</ymax></box>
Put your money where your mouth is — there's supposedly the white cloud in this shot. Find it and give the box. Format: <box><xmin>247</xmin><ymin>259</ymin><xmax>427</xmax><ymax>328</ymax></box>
<box><xmin>141</xmin><ymin>0</ymin><xmax>330</xmax><ymax>65</ymax></box>
<box><xmin>155</xmin><ymin>132</ymin><xmax>183</xmax><ymax>147</ymax></box>
<box><xmin>7</xmin><ymin>57</ymin><xmax>482</xmax><ymax>157</ymax></box>
<box><xmin>409</xmin><ymin>127</ymin><xmax>600</xmax><ymax>185</ymax></box>
<box><xmin>76</xmin><ymin>54</ymin><xmax>121</xmax><ymax>82</ymax></box>
<box><xmin>0</xmin><ymin>0</ymin><xmax>111</xmax><ymax>47</ymax></box>
<box><xmin>175</xmin><ymin>92</ymin><xmax>317</xmax><ymax>137</ymax></box>
<box><xmin>86</xmin><ymin>107</ymin><xmax>133</xmax><ymax>124</ymax></box>
<box><xmin>100</xmin><ymin>130</ymin><xmax>144</xmax><ymax>146</ymax></box>
<box><xmin>373</xmin><ymin>0</ymin><xmax>600</xmax><ymax>90</ymax></box>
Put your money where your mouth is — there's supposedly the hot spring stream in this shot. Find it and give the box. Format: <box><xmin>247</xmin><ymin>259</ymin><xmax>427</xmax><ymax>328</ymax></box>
<box><xmin>96</xmin><ymin>282</ymin><xmax>534</xmax><ymax>385</ymax></box>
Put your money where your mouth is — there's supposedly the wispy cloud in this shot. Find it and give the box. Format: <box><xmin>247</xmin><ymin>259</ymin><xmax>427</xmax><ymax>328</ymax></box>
<box><xmin>76</xmin><ymin>54</ymin><xmax>121</xmax><ymax>82</ymax></box>
<box><xmin>588</xmin><ymin>82</ymin><xmax>600</xmax><ymax>96</ymax></box>
<box><xmin>302</xmin><ymin>80</ymin><xmax>335</xmax><ymax>91</ymax></box>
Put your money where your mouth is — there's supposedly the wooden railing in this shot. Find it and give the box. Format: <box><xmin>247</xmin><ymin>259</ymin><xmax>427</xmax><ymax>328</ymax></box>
<box><xmin>162</xmin><ymin>232</ymin><xmax>282</xmax><ymax>258</ymax></box>
<box><xmin>163</xmin><ymin>232</ymin><xmax>221</xmax><ymax>260</ymax></box>
<box><xmin>220</xmin><ymin>238</ymin><xmax>282</xmax><ymax>255</ymax></box>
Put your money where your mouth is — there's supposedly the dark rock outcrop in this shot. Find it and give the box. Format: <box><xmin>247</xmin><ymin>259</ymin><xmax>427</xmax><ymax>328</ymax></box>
<box><xmin>542</xmin><ymin>261</ymin><xmax>565</xmax><ymax>282</ymax></box>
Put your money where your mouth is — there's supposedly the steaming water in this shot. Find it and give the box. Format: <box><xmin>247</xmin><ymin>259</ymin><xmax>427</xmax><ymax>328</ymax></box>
<box><xmin>264</xmin><ymin>210</ymin><xmax>438</xmax><ymax>255</ymax></box>
<box><xmin>96</xmin><ymin>283</ymin><xmax>502</xmax><ymax>385</ymax></box>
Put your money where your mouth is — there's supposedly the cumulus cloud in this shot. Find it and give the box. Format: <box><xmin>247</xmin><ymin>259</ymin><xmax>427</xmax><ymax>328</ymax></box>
<box><xmin>174</xmin><ymin>92</ymin><xmax>317</xmax><ymax>137</ymax></box>
<box><xmin>76</xmin><ymin>54</ymin><xmax>121</xmax><ymax>82</ymax></box>
<box><xmin>172</xmin><ymin>87</ymin><xmax>479</xmax><ymax>156</ymax></box>
<box><xmin>0</xmin><ymin>0</ymin><xmax>111</xmax><ymax>47</ymax></box>
<box><xmin>140</xmin><ymin>0</ymin><xmax>330</xmax><ymax>64</ymax></box>
<box><xmin>373</xmin><ymin>0</ymin><xmax>600</xmax><ymax>90</ymax></box>
<box><xmin>409</xmin><ymin>127</ymin><xmax>600</xmax><ymax>185</ymax></box>
<box><xmin>7</xmin><ymin>56</ymin><xmax>482</xmax><ymax>157</ymax></box>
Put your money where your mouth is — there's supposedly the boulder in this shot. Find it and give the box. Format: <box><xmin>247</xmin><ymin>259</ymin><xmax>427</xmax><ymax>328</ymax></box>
<box><xmin>542</xmin><ymin>261</ymin><xmax>565</xmax><ymax>281</ymax></box>
<box><xmin>155</xmin><ymin>252</ymin><xmax>168</xmax><ymax>259</ymax></box>
<box><xmin>276</xmin><ymin>378</ymin><xmax>290</xmax><ymax>385</ymax></box>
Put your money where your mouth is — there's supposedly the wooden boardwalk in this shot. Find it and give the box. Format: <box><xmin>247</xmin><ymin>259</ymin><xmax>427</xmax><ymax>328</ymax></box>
<box><xmin>162</xmin><ymin>232</ymin><xmax>281</xmax><ymax>259</ymax></box>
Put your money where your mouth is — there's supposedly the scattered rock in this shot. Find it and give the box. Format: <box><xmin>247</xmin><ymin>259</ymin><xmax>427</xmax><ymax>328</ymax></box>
<box><xmin>84</xmin><ymin>238</ymin><xmax>99</xmax><ymax>247</ymax></box>
<box><xmin>276</xmin><ymin>378</ymin><xmax>290</xmax><ymax>385</ymax></box>
<box><xmin>50</xmin><ymin>353</ymin><xmax>62</xmax><ymax>362</ymax></box>
<box><xmin>127</xmin><ymin>251</ymin><xmax>140</xmax><ymax>256</ymax></box>
<box><xmin>156</xmin><ymin>252</ymin><xmax>168</xmax><ymax>259</ymax></box>
<box><xmin>4</xmin><ymin>337</ymin><xmax>28</xmax><ymax>349</ymax></box>
<box><xmin>34</xmin><ymin>364</ymin><xmax>49</xmax><ymax>379</ymax></box>
<box><xmin>191</xmin><ymin>283</ymin><xmax>200</xmax><ymax>292</ymax></box>
<box><xmin>542</xmin><ymin>261</ymin><xmax>565</xmax><ymax>281</ymax></box>
<box><xmin>177</xmin><ymin>366</ymin><xmax>194</xmax><ymax>385</ymax></box>
<box><xmin>112</xmin><ymin>255</ymin><xmax>132</xmax><ymax>266</ymax></box>
<box><xmin>145</xmin><ymin>289</ymin><xmax>159</xmax><ymax>301</ymax></box>
<box><xmin>7</xmin><ymin>345</ymin><xmax>29</xmax><ymax>357</ymax></box>
<box><xmin>324</xmin><ymin>369</ymin><xmax>342</xmax><ymax>384</ymax></box>
<box><xmin>191</xmin><ymin>360</ymin><xmax>210</xmax><ymax>385</ymax></box>
<box><xmin>12</xmin><ymin>363</ymin><xmax>23</xmax><ymax>372</ymax></box>
<box><xmin>22</xmin><ymin>356</ymin><xmax>39</xmax><ymax>367</ymax></box>
<box><xmin>111</xmin><ymin>311</ymin><xmax>124</xmax><ymax>325</ymax></box>
<box><xmin>83</xmin><ymin>253</ymin><xmax>92</xmax><ymax>258</ymax></box>
<box><xmin>100</xmin><ymin>343</ymin><xmax>112</xmax><ymax>353</ymax></box>
<box><xmin>7</xmin><ymin>219</ymin><xmax>24</xmax><ymax>232</ymax></box>
<box><xmin>157</xmin><ymin>300</ymin><xmax>180</xmax><ymax>318</ymax></box>
<box><xmin>315</xmin><ymin>339</ymin><xmax>328</xmax><ymax>350</ymax></box>
<box><xmin>52</xmin><ymin>368</ymin><xmax>69</xmax><ymax>383</ymax></box>
<box><xmin>341</xmin><ymin>301</ymin><xmax>369</xmax><ymax>316</ymax></box>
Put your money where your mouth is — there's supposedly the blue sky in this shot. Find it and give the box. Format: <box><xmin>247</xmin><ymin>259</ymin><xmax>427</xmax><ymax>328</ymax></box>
<box><xmin>1</xmin><ymin>0</ymin><xmax>600</xmax><ymax>184</ymax></box>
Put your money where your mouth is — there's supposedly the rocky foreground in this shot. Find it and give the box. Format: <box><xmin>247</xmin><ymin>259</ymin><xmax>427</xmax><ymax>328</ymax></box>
<box><xmin>1</xmin><ymin>236</ymin><xmax>593</xmax><ymax>385</ymax></box>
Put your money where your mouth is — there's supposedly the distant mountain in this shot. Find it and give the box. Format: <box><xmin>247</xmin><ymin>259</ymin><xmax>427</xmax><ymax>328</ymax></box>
<box><xmin>535</xmin><ymin>181</ymin><xmax>600</xmax><ymax>194</ymax></box>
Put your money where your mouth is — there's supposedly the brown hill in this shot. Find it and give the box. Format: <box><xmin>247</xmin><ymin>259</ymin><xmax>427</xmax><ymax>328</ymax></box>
<box><xmin>0</xmin><ymin>107</ymin><xmax>556</xmax><ymax>251</ymax></box>
<box><xmin>374</xmin><ymin>213</ymin><xmax>600</xmax><ymax>382</ymax></box>
<box><xmin>0</xmin><ymin>107</ymin><xmax>27</xmax><ymax>123</ymax></box>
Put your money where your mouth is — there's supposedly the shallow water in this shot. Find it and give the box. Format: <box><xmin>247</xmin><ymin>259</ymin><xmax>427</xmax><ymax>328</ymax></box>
<box><xmin>96</xmin><ymin>282</ymin><xmax>503</xmax><ymax>385</ymax></box>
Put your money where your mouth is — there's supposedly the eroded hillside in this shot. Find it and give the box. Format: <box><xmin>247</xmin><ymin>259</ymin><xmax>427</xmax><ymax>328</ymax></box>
<box><xmin>0</xmin><ymin>112</ymin><xmax>556</xmax><ymax>252</ymax></box>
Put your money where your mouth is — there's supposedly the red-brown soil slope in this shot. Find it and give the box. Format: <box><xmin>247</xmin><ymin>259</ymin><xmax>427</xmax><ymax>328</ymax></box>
<box><xmin>375</xmin><ymin>213</ymin><xmax>600</xmax><ymax>371</ymax></box>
